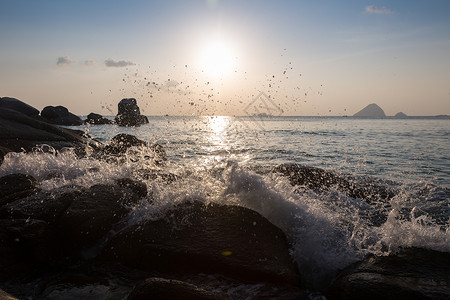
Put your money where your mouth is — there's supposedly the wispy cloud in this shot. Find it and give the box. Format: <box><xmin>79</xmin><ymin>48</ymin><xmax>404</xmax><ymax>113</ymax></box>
<box><xmin>365</xmin><ymin>5</ymin><xmax>393</xmax><ymax>15</ymax></box>
<box><xmin>105</xmin><ymin>58</ymin><xmax>135</xmax><ymax>68</ymax></box>
<box><xmin>56</xmin><ymin>56</ymin><xmax>74</xmax><ymax>66</ymax></box>
<box><xmin>84</xmin><ymin>60</ymin><xmax>96</xmax><ymax>66</ymax></box>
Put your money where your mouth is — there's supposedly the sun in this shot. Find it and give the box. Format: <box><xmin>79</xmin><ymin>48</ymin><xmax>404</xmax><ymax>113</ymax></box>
<box><xmin>199</xmin><ymin>40</ymin><xmax>236</xmax><ymax>77</ymax></box>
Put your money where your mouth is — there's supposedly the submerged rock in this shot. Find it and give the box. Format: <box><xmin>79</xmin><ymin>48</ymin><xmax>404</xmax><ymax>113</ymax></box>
<box><xmin>95</xmin><ymin>133</ymin><xmax>167</xmax><ymax>164</ymax></box>
<box><xmin>103</xmin><ymin>133</ymin><xmax>147</xmax><ymax>155</ymax></box>
<box><xmin>102</xmin><ymin>200</ymin><xmax>300</xmax><ymax>285</ymax></box>
<box><xmin>274</xmin><ymin>163</ymin><xmax>394</xmax><ymax>204</ymax></box>
<box><xmin>41</xmin><ymin>105</ymin><xmax>83</xmax><ymax>126</ymax></box>
<box><xmin>115</xmin><ymin>98</ymin><xmax>148</xmax><ymax>126</ymax></box>
<box><xmin>85</xmin><ymin>112</ymin><xmax>113</xmax><ymax>125</ymax></box>
<box><xmin>327</xmin><ymin>248</ymin><xmax>450</xmax><ymax>300</ymax></box>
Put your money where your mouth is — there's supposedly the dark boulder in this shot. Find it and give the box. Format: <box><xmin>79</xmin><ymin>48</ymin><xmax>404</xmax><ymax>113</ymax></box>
<box><xmin>57</xmin><ymin>183</ymin><xmax>145</xmax><ymax>251</ymax></box>
<box><xmin>85</xmin><ymin>112</ymin><xmax>113</xmax><ymax>125</ymax></box>
<box><xmin>41</xmin><ymin>105</ymin><xmax>82</xmax><ymax>126</ymax></box>
<box><xmin>0</xmin><ymin>108</ymin><xmax>101</xmax><ymax>155</ymax></box>
<box><xmin>327</xmin><ymin>248</ymin><xmax>450</xmax><ymax>300</ymax></box>
<box><xmin>0</xmin><ymin>188</ymin><xmax>79</xmax><ymax>224</ymax></box>
<box><xmin>115</xmin><ymin>98</ymin><xmax>148</xmax><ymax>126</ymax></box>
<box><xmin>0</xmin><ymin>97</ymin><xmax>40</xmax><ymax>117</ymax></box>
<box><xmin>115</xmin><ymin>178</ymin><xmax>148</xmax><ymax>198</ymax></box>
<box><xmin>128</xmin><ymin>277</ymin><xmax>226</xmax><ymax>300</ymax></box>
<box><xmin>102</xmin><ymin>201</ymin><xmax>300</xmax><ymax>285</ymax></box>
<box><xmin>0</xmin><ymin>174</ymin><xmax>39</xmax><ymax>207</ymax></box>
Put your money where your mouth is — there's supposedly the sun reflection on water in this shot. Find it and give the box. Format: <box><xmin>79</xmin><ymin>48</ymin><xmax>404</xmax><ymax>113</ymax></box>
<box><xmin>205</xmin><ymin>116</ymin><xmax>231</xmax><ymax>148</ymax></box>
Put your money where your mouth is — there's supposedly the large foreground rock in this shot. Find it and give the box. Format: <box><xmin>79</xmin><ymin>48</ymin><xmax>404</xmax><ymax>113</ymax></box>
<box><xmin>102</xmin><ymin>200</ymin><xmax>300</xmax><ymax>285</ymax></box>
<box><xmin>0</xmin><ymin>174</ymin><xmax>39</xmax><ymax>206</ymax></box>
<box><xmin>0</xmin><ymin>97</ymin><xmax>40</xmax><ymax>117</ymax></box>
<box><xmin>327</xmin><ymin>248</ymin><xmax>450</xmax><ymax>300</ymax></box>
<box><xmin>0</xmin><ymin>108</ymin><xmax>99</xmax><ymax>155</ymax></box>
<box><xmin>115</xmin><ymin>98</ymin><xmax>148</xmax><ymax>126</ymax></box>
<box><xmin>57</xmin><ymin>182</ymin><xmax>146</xmax><ymax>251</ymax></box>
<box><xmin>41</xmin><ymin>105</ymin><xmax>82</xmax><ymax>126</ymax></box>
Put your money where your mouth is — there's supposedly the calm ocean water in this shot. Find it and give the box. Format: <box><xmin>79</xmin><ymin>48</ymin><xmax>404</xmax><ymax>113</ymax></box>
<box><xmin>1</xmin><ymin>115</ymin><xmax>449</xmax><ymax>290</ymax></box>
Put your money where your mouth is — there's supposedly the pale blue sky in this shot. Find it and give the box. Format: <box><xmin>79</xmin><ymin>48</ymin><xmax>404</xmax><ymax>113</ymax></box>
<box><xmin>1</xmin><ymin>0</ymin><xmax>449</xmax><ymax>116</ymax></box>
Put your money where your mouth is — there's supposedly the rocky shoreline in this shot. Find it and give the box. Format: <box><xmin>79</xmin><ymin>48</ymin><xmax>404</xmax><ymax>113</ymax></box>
<box><xmin>1</xmin><ymin>97</ymin><xmax>449</xmax><ymax>299</ymax></box>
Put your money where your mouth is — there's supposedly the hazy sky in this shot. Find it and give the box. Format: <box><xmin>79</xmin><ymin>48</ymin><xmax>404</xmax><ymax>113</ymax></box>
<box><xmin>1</xmin><ymin>0</ymin><xmax>449</xmax><ymax>116</ymax></box>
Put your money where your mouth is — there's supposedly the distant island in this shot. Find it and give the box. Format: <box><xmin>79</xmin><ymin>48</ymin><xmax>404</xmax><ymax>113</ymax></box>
<box><xmin>394</xmin><ymin>112</ymin><xmax>407</xmax><ymax>118</ymax></box>
<box><xmin>353</xmin><ymin>104</ymin><xmax>413</xmax><ymax>118</ymax></box>
<box><xmin>353</xmin><ymin>103</ymin><xmax>386</xmax><ymax>117</ymax></box>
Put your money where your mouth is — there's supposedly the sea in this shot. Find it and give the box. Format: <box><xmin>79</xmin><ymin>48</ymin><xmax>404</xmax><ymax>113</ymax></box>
<box><xmin>1</xmin><ymin>115</ymin><xmax>449</xmax><ymax>292</ymax></box>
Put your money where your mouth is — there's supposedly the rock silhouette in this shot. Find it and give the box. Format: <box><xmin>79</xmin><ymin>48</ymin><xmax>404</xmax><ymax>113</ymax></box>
<box><xmin>115</xmin><ymin>98</ymin><xmax>148</xmax><ymax>126</ymax></box>
<box><xmin>41</xmin><ymin>105</ymin><xmax>83</xmax><ymax>126</ymax></box>
<box><xmin>85</xmin><ymin>113</ymin><xmax>113</xmax><ymax>124</ymax></box>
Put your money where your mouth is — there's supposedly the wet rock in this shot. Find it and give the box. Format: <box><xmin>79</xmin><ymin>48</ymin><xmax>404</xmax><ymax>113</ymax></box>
<box><xmin>274</xmin><ymin>163</ymin><xmax>394</xmax><ymax>203</ymax></box>
<box><xmin>0</xmin><ymin>97</ymin><xmax>39</xmax><ymax>117</ymax></box>
<box><xmin>0</xmin><ymin>146</ymin><xmax>10</xmax><ymax>166</ymax></box>
<box><xmin>85</xmin><ymin>112</ymin><xmax>113</xmax><ymax>125</ymax></box>
<box><xmin>115</xmin><ymin>178</ymin><xmax>147</xmax><ymax>198</ymax></box>
<box><xmin>0</xmin><ymin>108</ymin><xmax>100</xmax><ymax>154</ymax></box>
<box><xmin>96</xmin><ymin>134</ymin><xmax>167</xmax><ymax>164</ymax></box>
<box><xmin>327</xmin><ymin>248</ymin><xmax>450</xmax><ymax>300</ymax></box>
<box><xmin>128</xmin><ymin>277</ymin><xmax>226</xmax><ymax>300</ymax></box>
<box><xmin>57</xmin><ymin>183</ymin><xmax>144</xmax><ymax>251</ymax></box>
<box><xmin>103</xmin><ymin>133</ymin><xmax>147</xmax><ymax>155</ymax></box>
<box><xmin>41</xmin><ymin>105</ymin><xmax>83</xmax><ymax>126</ymax></box>
<box><xmin>0</xmin><ymin>188</ymin><xmax>79</xmax><ymax>224</ymax></box>
<box><xmin>134</xmin><ymin>169</ymin><xmax>178</xmax><ymax>184</ymax></box>
<box><xmin>150</xmin><ymin>143</ymin><xmax>167</xmax><ymax>162</ymax></box>
<box><xmin>0</xmin><ymin>174</ymin><xmax>39</xmax><ymax>207</ymax></box>
<box><xmin>115</xmin><ymin>98</ymin><xmax>148</xmax><ymax>126</ymax></box>
<box><xmin>102</xmin><ymin>201</ymin><xmax>300</xmax><ymax>286</ymax></box>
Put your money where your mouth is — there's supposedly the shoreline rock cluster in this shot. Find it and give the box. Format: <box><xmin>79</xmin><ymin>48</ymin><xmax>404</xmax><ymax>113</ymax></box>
<box><xmin>1</xmin><ymin>97</ymin><xmax>449</xmax><ymax>299</ymax></box>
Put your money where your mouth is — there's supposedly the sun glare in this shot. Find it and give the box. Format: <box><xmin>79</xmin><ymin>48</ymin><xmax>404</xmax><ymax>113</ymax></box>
<box><xmin>200</xmin><ymin>41</ymin><xmax>236</xmax><ymax>77</ymax></box>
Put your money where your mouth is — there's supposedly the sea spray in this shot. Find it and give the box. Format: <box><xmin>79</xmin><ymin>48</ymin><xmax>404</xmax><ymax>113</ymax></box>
<box><xmin>1</xmin><ymin>143</ymin><xmax>449</xmax><ymax>292</ymax></box>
